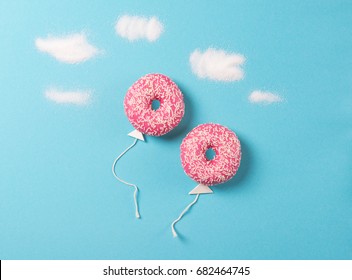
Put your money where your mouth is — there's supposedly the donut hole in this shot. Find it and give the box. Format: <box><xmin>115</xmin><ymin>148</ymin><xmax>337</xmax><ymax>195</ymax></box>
<box><xmin>151</xmin><ymin>99</ymin><xmax>161</xmax><ymax>111</ymax></box>
<box><xmin>205</xmin><ymin>147</ymin><xmax>216</xmax><ymax>161</ymax></box>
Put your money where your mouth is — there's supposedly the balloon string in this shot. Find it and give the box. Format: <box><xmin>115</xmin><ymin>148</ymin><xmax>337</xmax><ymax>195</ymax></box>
<box><xmin>171</xmin><ymin>194</ymin><xmax>200</xmax><ymax>238</ymax></box>
<box><xmin>112</xmin><ymin>138</ymin><xmax>140</xmax><ymax>219</ymax></box>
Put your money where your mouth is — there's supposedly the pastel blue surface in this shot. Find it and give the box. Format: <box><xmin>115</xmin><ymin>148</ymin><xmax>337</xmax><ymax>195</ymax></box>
<box><xmin>1</xmin><ymin>0</ymin><xmax>351</xmax><ymax>260</ymax></box>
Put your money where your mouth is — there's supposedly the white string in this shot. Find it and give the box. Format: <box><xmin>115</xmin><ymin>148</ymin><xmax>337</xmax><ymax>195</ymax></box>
<box><xmin>112</xmin><ymin>138</ymin><xmax>140</xmax><ymax>219</ymax></box>
<box><xmin>171</xmin><ymin>194</ymin><xmax>200</xmax><ymax>238</ymax></box>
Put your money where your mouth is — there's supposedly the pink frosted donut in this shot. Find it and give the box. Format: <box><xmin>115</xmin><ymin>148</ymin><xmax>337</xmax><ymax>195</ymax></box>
<box><xmin>124</xmin><ymin>73</ymin><xmax>185</xmax><ymax>136</ymax></box>
<box><xmin>180</xmin><ymin>123</ymin><xmax>241</xmax><ymax>186</ymax></box>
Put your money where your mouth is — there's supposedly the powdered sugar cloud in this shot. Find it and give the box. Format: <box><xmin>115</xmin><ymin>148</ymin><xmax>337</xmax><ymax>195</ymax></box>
<box><xmin>115</xmin><ymin>15</ymin><xmax>163</xmax><ymax>42</ymax></box>
<box><xmin>249</xmin><ymin>90</ymin><xmax>282</xmax><ymax>104</ymax></box>
<box><xmin>45</xmin><ymin>88</ymin><xmax>92</xmax><ymax>105</ymax></box>
<box><xmin>190</xmin><ymin>48</ymin><xmax>245</xmax><ymax>82</ymax></box>
<box><xmin>35</xmin><ymin>33</ymin><xmax>100</xmax><ymax>64</ymax></box>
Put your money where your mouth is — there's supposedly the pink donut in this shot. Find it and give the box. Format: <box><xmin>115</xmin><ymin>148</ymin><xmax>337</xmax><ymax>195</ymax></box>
<box><xmin>180</xmin><ymin>123</ymin><xmax>241</xmax><ymax>186</ymax></box>
<box><xmin>124</xmin><ymin>73</ymin><xmax>185</xmax><ymax>136</ymax></box>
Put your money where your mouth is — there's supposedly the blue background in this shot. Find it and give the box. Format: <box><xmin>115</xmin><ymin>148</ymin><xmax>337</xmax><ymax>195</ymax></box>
<box><xmin>1</xmin><ymin>0</ymin><xmax>351</xmax><ymax>259</ymax></box>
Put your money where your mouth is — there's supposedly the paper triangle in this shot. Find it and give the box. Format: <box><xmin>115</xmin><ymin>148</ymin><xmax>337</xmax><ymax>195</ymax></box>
<box><xmin>128</xmin><ymin>130</ymin><xmax>144</xmax><ymax>141</ymax></box>
<box><xmin>189</xmin><ymin>184</ymin><xmax>213</xmax><ymax>195</ymax></box>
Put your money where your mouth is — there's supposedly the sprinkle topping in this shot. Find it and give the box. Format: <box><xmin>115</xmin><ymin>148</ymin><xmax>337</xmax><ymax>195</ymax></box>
<box><xmin>124</xmin><ymin>73</ymin><xmax>185</xmax><ymax>136</ymax></box>
<box><xmin>180</xmin><ymin>123</ymin><xmax>241</xmax><ymax>186</ymax></box>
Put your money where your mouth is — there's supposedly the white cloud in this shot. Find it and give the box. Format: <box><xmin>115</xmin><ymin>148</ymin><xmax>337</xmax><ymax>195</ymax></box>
<box><xmin>190</xmin><ymin>48</ymin><xmax>245</xmax><ymax>82</ymax></box>
<box><xmin>249</xmin><ymin>90</ymin><xmax>282</xmax><ymax>104</ymax></box>
<box><xmin>115</xmin><ymin>15</ymin><xmax>163</xmax><ymax>42</ymax></box>
<box><xmin>35</xmin><ymin>33</ymin><xmax>100</xmax><ymax>63</ymax></box>
<box><xmin>45</xmin><ymin>88</ymin><xmax>92</xmax><ymax>105</ymax></box>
